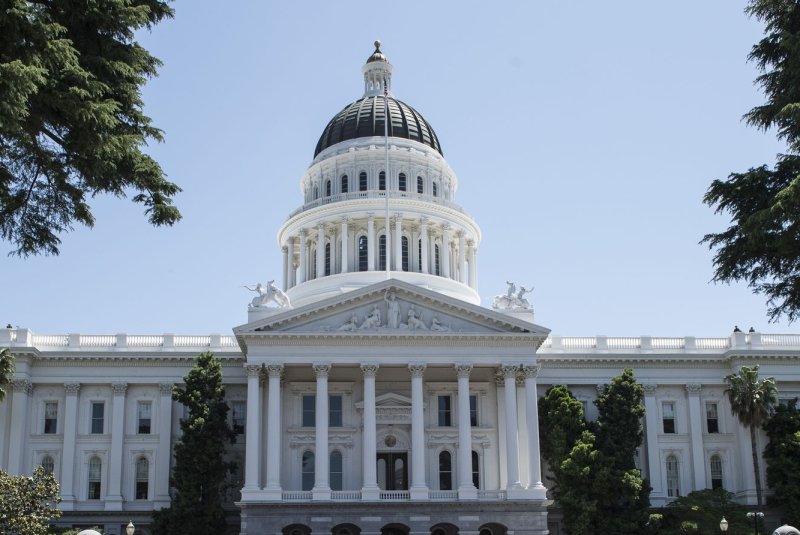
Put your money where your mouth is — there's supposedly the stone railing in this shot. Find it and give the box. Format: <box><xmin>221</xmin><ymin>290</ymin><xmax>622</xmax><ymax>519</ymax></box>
<box><xmin>0</xmin><ymin>329</ymin><xmax>239</xmax><ymax>352</ymax></box>
<box><xmin>286</xmin><ymin>190</ymin><xmax>470</xmax><ymax>219</ymax></box>
<box><xmin>539</xmin><ymin>332</ymin><xmax>798</xmax><ymax>353</ymax></box>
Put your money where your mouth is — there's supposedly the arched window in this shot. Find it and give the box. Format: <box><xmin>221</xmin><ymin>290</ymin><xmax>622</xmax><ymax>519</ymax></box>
<box><xmin>378</xmin><ymin>235</ymin><xmax>387</xmax><ymax>271</ymax></box>
<box><xmin>472</xmin><ymin>450</ymin><xmax>480</xmax><ymax>489</ymax></box>
<box><xmin>379</xmin><ymin>171</ymin><xmax>386</xmax><ymax>191</ymax></box>
<box><xmin>326</xmin><ymin>180</ymin><xmax>332</xmax><ymax>197</ymax></box>
<box><xmin>398</xmin><ymin>173</ymin><xmax>407</xmax><ymax>192</ymax></box>
<box><xmin>302</xmin><ymin>450</ymin><xmax>315</xmax><ymax>491</ymax></box>
<box><xmin>401</xmin><ymin>236</ymin><xmax>409</xmax><ymax>271</ymax></box>
<box><xmin>666</xmin><ymin>455</ymin><xmax>680</xmax><ymax>497</ymax></box>
<box><xmin>434</xmin><ymin>244</ymin><xmax>441</xmax><ymax>276</ymax></box>
<box><xmin>341</xmin><ymin>175</ymin><xmax>349</xmax><ymax>193</ymax></box>
<box><xmin>358</xmin><ymin>236</ymin><xmax>368</xmax><ymax>272</ymax></box>
<box><xmin>417</xmin><ymin>176</ymin><xmax>424</xmax><ymax>194</ymax></box>
<box><xmin>330</xmin><ymin>451</ymin><xmax>343</xmax><ymax>491</ymax></box>
<box><xmin>710</xmin><ymin>454</ymin><xmax>723</xmax><ymax>490</ymax></box>
<box><xmin>433</xmin><ymin>182</ymin><xmax>438</xmax><ymax>197</ymax></box>
<box><xmin>88</xmin><ymin>456</ymin><xmax>102</xmax><ymax>499</ymax></box>
<box><xmin>438</xmin><ymin>451</ymin><xmax>452</xmax><ymax>490</ymax></box>
<box><xmin>359</xmin><ymin>171</ymin><xmax>368</xmax><ymax>191</ymax></box>
<box><xmin>313</xmin><ymin>186</ymin><xmax>319</xmax><ymax>200</ymax></box>
<box><xmin>135</xmin><ymin>457</ymin><xmax>149</xmax><ymax>499</ymax></box>
<box><xmin>41</xmin><ymin>455</ymin><xmax>54</xmax><ymax>474</ymax></box>
<box><xmin>325</xmin><ymin>243</ymin><xmax>331</xmax><ymax>276</ymax></box>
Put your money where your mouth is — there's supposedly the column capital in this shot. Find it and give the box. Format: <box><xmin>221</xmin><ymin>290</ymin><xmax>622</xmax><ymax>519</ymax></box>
<box><xmin>419</xmin><ymin>216</ymin><xmax>429</xmax><ymax>225</ymax></box>
<box><xmin>643</xmin><ymin>383</ymin><xmax>657</xmax><ymax>396</ymax></box>
<box><xmin>367</xmin><ymin>212</ymin><xmax>375</xmax><ymax>220</ymax></box>
<box><xmin>441</xmin><ymin>223</ymin><xmax>451</xmax><ymax>231</ymax></box>
<box><xmin>394</xmin><ymin>212</ymin><xmax>404</xmax><ymax>220</ymax></box>
<box><xmin>64</xmin><ymin>382</ymin><xmax>81</xmax><ymax>395</ymax></box>
<box><xmin>454</xmin><ymin>363</ymin><xmax>473</xmax><ymax>378</ymax></box>
<box><xmin>457</xmin><ymin>229</ymin><xmax>466</xmax><ymax>238</ymax></box>
<box><xmin>408</xmin><ymin>363</ymin><xmax>426</xmax><ymax>378</ymax></box>
<box><xmin>12</xmin><ymin>379</ymin><xmax>31</xmax><ymax>394</ymax></box>
<box><xmin>361</xmin><ymin>363</ymin><xmax>379</xmax><ymax>377</ymax></box>
<box><xmin>685</xmin><ymin>383</ymin><xmax>702</xmax><ymax>395</ymax></box>
<box><xmin>500</xmin><ymin>364</ymin><xmax>520</xmax><ymax>378</ymax></box>
<box><xmin>596</xmin><ymin>384</ymin><xmax>606</xmax><ymax>396</ymax></box>
<box><xmin>266</xmin><ymin>364</ymin><xmax>284</xmax><ymax>378</ymax></box>
<box><xmin>282</xmin><ymin>245</ymin><xmax>288</xmax><ymax>253</ymax></box>
<box><xmin>467</xmin><ymin>239</ymin><xmax>475</xmax><ymax>248</ymax></box>
<box><xmin>159</xmin><ymin>383</ymin><xmax>174</xmax><ymax>396</ymax></box>
<box><xmin>111</xmin><ymin>382</ymin><xmax>128</xmax><ymax>395</ymax></box>
<box><xmin>313</xmin><ymin>363</ymin><xmax>331</xmax><ymax>378</ymax></box>
<box><xmin>245</xmin><ymin>364</ymin><xmax>262</xmax><ymax>377</ymax></box>
<box><xmin>298</xmin><ymin>228</ymin><xmax>307</xmax><ymax>237</ymax></box>
<box><xmin>522</xmin><ymin>364</ymin><xmax>541</xmax><ymax>379</ymax></box>
<box><xmin>340</xmin><ymin>216</ymin><xmax>350</xmax><ymax>224</ymax></box>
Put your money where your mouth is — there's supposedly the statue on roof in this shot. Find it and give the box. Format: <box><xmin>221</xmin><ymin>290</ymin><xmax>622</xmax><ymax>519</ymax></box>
<box><xmin>492</xmin><ymin>281</ymin><xmax>532</xmax><ymax>311</ymax></box>
<box><xmin>244</xmin><ymin>281</ymin><xmax>291</xmax><ymax>309</ymax></box>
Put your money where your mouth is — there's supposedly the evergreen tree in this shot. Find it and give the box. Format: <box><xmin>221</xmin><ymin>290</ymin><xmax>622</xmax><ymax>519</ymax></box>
<box><xmin>0</xmin><ymin>466</ymin><xmax>62</xmax><ymax>535</ymax></box>
<box><xmin>724</xmin><ymin>364</ymin><xmax>777</xmax><ymax>507</ymax></box>
<box><xmin>655</xmin><ymin>489</ymin><xmax>750</xmax><ymax>535</ymax></box>
<box><xmin>702</xmin><ymin>0</ymin><xmax>800</xmax><ymax>322</ymax></box>
<box><xmin>538</xmin><ymin>385</ymin><xmax>586</xmax><ymax>494</ymax></box>
<box><xmin>763</xmin><ymin>398</ymin><xmax>800</xmax><ymax>525</ymax></box>
<box><xmin>0</xmin><ymin>0</ymin><xmax>180</xmax><ymax>257</ymax></box>
<box><xmin>152</xmin><ymin>352</ymin><xmax>236</xmax><ymax>535</ymax></box>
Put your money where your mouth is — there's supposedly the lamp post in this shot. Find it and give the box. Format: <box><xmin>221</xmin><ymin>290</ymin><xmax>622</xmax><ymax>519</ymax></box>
<box><xmin>126</xmin><ymin>521</ymin><xmax>135</xmax><ymax>535</ymax></box>
<box><xmin>746</xmin><ymin>511</ymin><xmax>764</xmax><ymax>535</ymax></box>
<box><xmin>720</xmin><ymin>517</ymin><xmax>729</xmax><ymax>532</ymax></box>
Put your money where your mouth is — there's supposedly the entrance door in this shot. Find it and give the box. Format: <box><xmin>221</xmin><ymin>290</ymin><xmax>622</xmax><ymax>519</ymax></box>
<box><xmin>376</xmin><ymin>453</ymin><xmax>408</xmax><ymax>490</ymax></box>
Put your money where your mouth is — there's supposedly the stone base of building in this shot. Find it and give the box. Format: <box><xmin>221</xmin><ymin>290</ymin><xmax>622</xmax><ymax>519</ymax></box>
<box><xmin>239</xmin><ymin>500</ymin><xmax>550</xmax><ymax>535</ymax></box>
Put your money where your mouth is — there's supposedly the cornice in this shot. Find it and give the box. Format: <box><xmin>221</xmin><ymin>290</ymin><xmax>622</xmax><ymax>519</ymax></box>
<box><xmin>242</xmin><ymin>333</ymin><xmax>543</xmax><ymax>348</ymax></box>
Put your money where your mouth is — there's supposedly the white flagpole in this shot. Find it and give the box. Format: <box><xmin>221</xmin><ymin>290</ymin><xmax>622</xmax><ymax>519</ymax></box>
<box><xmin>384</xmin><ymin>75</ymin><xmax>391</xmax><ymax>280</ymax></box>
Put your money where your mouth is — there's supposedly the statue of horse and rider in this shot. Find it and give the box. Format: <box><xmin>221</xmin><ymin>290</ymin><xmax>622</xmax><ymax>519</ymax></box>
<box><xmin>244</xmin><ymin>280</ymin><xmax>291</xmax><ymax>309</ymax></box>
<box><xmin>492</xmin><ymin>281</ymin><xmax>532</xmax><ymax>310</ymax></box>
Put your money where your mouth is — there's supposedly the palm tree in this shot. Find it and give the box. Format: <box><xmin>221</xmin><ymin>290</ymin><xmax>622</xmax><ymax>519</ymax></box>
<box><xmin>0</xmin><ymin>348</ymin><xmax>13</xmax><ymax>402</ymax></box>
<box><xmin>724</xmin><ymin>364</ymin><xmax>777</xmax><ymax>507</ymax></box>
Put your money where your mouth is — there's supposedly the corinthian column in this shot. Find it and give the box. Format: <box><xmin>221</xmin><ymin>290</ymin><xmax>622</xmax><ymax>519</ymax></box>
<box><xmin>456</xmin><ymin>363</ymin><xmax>477</xmax><ymax>499</ymax></box>
<box><xmin>316</xmin><ymin>223</ymin><xmax>325</xmax><ymax>278</ymax></box>
<box><xmin>106</xmin><ymin>382</ymin><xmax>127</xmax><ymax>510</ymax></box>
<box><xmin>367</xmin><ymin>214</ymin><xmax>376</xmax><ymax>271</ymax></box>
<box><xmin>458</xmin><ymin>231</ymin><xmax>467</xmax><ymax>284</ymax></box>
<box><xmin>686</xmin><ymin>384</ymin><xmax>706</xmax><ymax>491</ymax></box>
<box><xmin>242</xmin><ymin>365</ymin><xmax>262</xmax><ymax>499</ymax></box>
<box><xmin>264</xmin><ymin>364</ymin><xmax>284</xmax><ymax>499</ymax></box>
<box><xmin>60</xmin><ymin>382</ymin><xmax>80</xmax><ymax>509</ymax></box>
<box><xmin>420</xmin><ymin>218</ymin><xmax>429</xmax><ymax>274</ymax></box>
<box><xmin>409</xmin><ymin>363</ymin><xmax>428</xmax><ymax>499</ymax></box>
<box><xmin>394</xmin><ymin>214</ymin><xmax>403</xmax><ymax>270</ymax></box>
<box><xmin>467</xmin><ymin>240</ymin><xmax>477</xmax><ymax>290</ymax></box>
<box><xmin>298</xmin><ymin>230</ymin><xmax>308</xmax><ymax>284</ymax></box>
<box><xmin>441</xmin><ymin>225</ymin><xmax>451</xmax><ymax>279</ymax></box>
<box><xmin>313</xmin><ymin>363</ymin><xmax>331</xmax><ymax>500</ymax></box>
<box><xmin>155</xmin><ymin>383</ymin><xmax>173</xmax><ymax>508</ymax></box>
<box><xmin>7</xmin><ymin>379</ymin><xmax>31</xmax><ymax>475</ymax></box>
<box><xmin>340</xmin><ymin>218</ymin><xmax>349</xmax><ymax>273</ymax></box>
<box><xmin>361</xmin><ymin>363</ymin><xmax>380</xmax><ymax>500</ymax></box>
<box><xmin>643</xmin><ymin>384</ymin><xmax>664</xmax><ymax>498</ymax></box>
<box><xmin>523</xmin><ymin>365</ymin><xmax>547</xmax><ymax>498</ymax></box>
<box><xmin>501</xmin><ymin>365</ymin><xmax>524</xmax><ymax>496</ymax></box>
<box><xmin>282</xmin><ymin>245</ymin><xmax>289</xmax><ymax>291</ymax></box>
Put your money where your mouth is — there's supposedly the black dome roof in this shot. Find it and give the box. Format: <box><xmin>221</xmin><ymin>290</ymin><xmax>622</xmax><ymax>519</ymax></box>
<box><xmin>314</xmin><ymin>96</ymin><xmax>443</xmax><ymax>157</ymax></box>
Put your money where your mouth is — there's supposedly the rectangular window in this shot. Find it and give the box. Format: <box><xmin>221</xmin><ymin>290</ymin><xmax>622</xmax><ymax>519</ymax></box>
<box><xmin>706</xmin><ymin>402</ymin><xmax>719</xmax><ymax>434</ymax></box>
<box><xmin>302</xmin><ymin>395</ymin><xmax>315</xmax><ymax>427</ymax></box>
<box><xmin>469</xmin><ymin>394</ymin><xmax>478</xmax><ymax>427</ymax></box>
<box><xmin>91</xmin><ymin>402</ymin><xmax>105</xmax><ymax>434</ymax></box>
<box><xmin>662</xmin><ymin>401</ymin><xmax>676</xmax><ymax>434</ymax></box>
<box><xmin>44</xmin><ymin>402</ymin><xmax>58</xmax><ymax>434</ymax></box>
<box><xmin>137</xmin><ymin>401</ymin><xmax>152</xmax><ymax>434</ymax></box>
<box><xmin>232</xmin><ymin>401</ymin><xmax>246</xmax><ymax>434</ymax></box>
<box><xmin>438</xmin><ymin>395</ymin><xmax>452</xmax><ymax>427</ymax></box>
<box><xmin>329</xmin><ymin>394</ymin><xmax>343</xmax><ymax>427</ymax></box>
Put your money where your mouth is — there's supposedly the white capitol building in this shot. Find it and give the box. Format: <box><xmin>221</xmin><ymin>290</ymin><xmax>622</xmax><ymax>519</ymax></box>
<box><xmin>2</xmin><ymin>43</ymin><xmax>799</xmax><ymax>535</ymax></box>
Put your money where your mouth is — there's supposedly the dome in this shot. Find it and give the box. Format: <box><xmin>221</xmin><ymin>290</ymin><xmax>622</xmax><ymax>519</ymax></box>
<box><xmin>314</xmin><ymin>96</ymin><xmax>443</xmax><ymax>157</ymax></box>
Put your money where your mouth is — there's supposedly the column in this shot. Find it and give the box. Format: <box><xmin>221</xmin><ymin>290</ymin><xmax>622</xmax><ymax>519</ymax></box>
<box><xmin>643</xmin><ymin>384</ymin><xmax>664</xmax><ymax>499</ymax></box>
<box><xmin>361</xmin><ymin>364</ymin><xmax>380</xmax><ymax>500</ymax></box>
<box><xmin>313</xmin><ymin>363</ymin><xmax>331</xmax><ymax>500</ymax></box>
<box><xmin>340</xmin><ymin>218</ymin><xmax>349</xmax><ymax>273</ymax></box>
<box><xmin>242</xmin><ymin>365</ymin><xmax>262</xmax><ymax>498</ymax></box>
<box><xmin>420</xmin><ymin>218</ymin><xmax>429</xmax><ymax>274</ymax></box>
<box><xmin>106</xmin><ymin>382</ymin><xmax>127</xmax><ymax>510</ymax></box>
<box><xmin>408</xmin><ymin>363</ymin><xmax>428</xmax><ymax>499</ymax></box>
<box><xmin>316</xmin><ymin>223</ymin><xmax>325</xmax><ymax>279</ymax></box>
<box><xmin>501</xmin><ymin>365</ymin><xmax>524</xmax><ymax>495</ymax></box>
<box><xmin>155</xmin><ymin>383</ymin><xmax>173</xmax><ymax>508</ymax></box>
<box><xmin>7</xmin><ymin>379</ymin><xmax>31</xmax><ymax>475</ymax></box>
<box><xmin>60</xmin><ymin>383</ymin><xmax>80</xmax><ymax>509</ymax></box>
<box><xmin>265</xmin><ymin>364</ymin><xmax>284</xmax><ymax>499</ymax></box>
<box><xmin>441</xmin><ymin>225</ymin><xmax>451</xmax><ymax>279</ymax></box>
<box><xmin>467</xmin><ymin>241</ymin><xmax>477</xmax><ymax>290</ymax></box>
<box><xmin>394</xmin><ymin>214</ymin><xmax>403</xmax><ymax>271</ymax></box>
<box><xmin>458</xmin><ymin>231</ymin><xmax>467</xmax><ymax>284</ymax></box>
<box><xmin>523</xmin><ymin>365</ymin><xmax>547</xmax><ymax>498</ymax></box>
<box><xmin>686</xmin><ymin>384</ymin><xmax>707</xmax><ymax>491</ymax></box>
<box><xmin>456</xmin><ymin>364</ymin><xmax>477</xmax><ymax>499</ymax></box>
<box><xmin>298</xmin><ymin>230</ymin><xmax>307</xmax><ymax>284</ymax></box>
<box><xmin>367</xmin><ymin>214</ymin><xmax>376</xmax><ymax>271</ymax></box>
<box><xmin>282</xmin><ymin>246</ymin><xmax>289</xmax><ymax>291</ymax></box>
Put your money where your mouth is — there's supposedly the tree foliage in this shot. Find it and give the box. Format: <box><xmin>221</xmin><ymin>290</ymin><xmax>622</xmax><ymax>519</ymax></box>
<box><xmin>0</xmin><ymin>466</ymin><xmax>62</xmax><ymax>535</ymax></box>
<box><xmin>151</xmin><ymin>352</ymin><xmax>236</xmax><ymax>535</ymax></box>
<box><xmin>702</xmin><ymin>0</ymin><xmax>800</xmax><ymax>322</ymax></box>
<box><xmin>0</xmin><ymin>0</ymin><xmax>181</xmax><ymax>257</ymax></box>
<box><xmin>0</xmin><ymin>347</ymin><xmax>13</xmax><ymax>402</ymax></box>
<box><xmin>540</xmin><ymin>369</ymin><xmax>650</xmax><ymax>534</ymax></box>
<box><xmin>724</xmin><ymin>364</ymin><xmax>777</xmax><ymax>507</ymax></box>
<box><xmin>648</xmin><ymin>489</ymin><xmax>750</xmax><ymax>535</ymax></box>
<box><xmin>764</xmin><ymin>398</ymin><xmax>800</xmax><ymax>526</ymax></box>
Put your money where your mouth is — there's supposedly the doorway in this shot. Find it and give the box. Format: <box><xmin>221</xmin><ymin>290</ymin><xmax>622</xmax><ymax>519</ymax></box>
<box><xmin>376</xmin><ymin>452</ymin><xmax>407</xmax><ymax>490</ymax></box>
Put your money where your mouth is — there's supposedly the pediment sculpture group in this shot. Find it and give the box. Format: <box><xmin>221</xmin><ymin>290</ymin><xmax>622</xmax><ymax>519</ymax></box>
<box><xmin>337</xmin><ymin>291</ymin><xmax>451</xmax><ymax>332</ymax></box>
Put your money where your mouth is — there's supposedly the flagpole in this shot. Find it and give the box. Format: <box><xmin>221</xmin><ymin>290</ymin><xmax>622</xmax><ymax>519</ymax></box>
<box><xmin>384</xmin><ymin>74</ymin><xmax>391</xmax><ymax>280</ymax></box>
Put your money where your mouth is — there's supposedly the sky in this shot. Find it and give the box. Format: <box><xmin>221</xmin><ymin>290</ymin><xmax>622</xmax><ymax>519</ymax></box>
<box><xmin>1</xmin><ymin>1</ymin><xmax>792</xmax><ymax>338</ymax></box>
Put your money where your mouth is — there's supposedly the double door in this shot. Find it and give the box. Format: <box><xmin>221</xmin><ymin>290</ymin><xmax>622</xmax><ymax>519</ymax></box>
<box><xmin>376</xmin><ymin>452</ymin><xmax>407</xmax><ymax>490</ymax></box>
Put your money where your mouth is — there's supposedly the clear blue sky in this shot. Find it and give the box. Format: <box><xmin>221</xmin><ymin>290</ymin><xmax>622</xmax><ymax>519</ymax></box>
<box><xmin>2</xmin><ymin>1</ymin><xmax>790</xmax><ymax>337</ymax></box>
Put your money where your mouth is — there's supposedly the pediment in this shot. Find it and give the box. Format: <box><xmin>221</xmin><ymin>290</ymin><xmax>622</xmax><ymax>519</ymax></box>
<box><xmin>233</xmin><ymin>279</ymin><xmax>550</xmax><ymax>339</ymax></box>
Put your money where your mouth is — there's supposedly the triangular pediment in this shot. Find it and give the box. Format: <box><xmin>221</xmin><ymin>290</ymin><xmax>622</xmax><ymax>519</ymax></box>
<box><xmin>233</xmin><ymin>279</ymin><xmax>550</xmax><ymax>339</ymax></box>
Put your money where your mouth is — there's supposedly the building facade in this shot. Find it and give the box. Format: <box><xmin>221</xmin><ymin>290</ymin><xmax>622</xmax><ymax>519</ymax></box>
<box><xmin>2</xmin><ymin>43</ymin><xmax>800</xmax><ymax>535</ymax></box>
